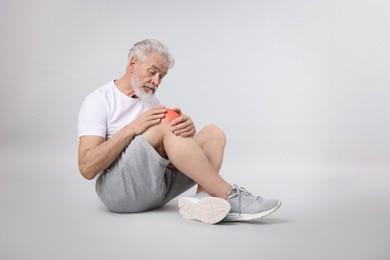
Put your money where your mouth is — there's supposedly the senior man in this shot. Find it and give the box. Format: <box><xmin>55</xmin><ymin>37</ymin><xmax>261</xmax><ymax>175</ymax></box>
<box><xmin>77</xmin><ymin>39</ymin><xmax>281</xmax><ymax>224</ymax></box>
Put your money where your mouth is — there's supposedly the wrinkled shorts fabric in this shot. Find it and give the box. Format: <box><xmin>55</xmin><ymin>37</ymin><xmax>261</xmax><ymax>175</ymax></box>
<box><xmin>96</xmin><ymin>135</ymin><xmax>196</xmax><ymax>213</ymax></box>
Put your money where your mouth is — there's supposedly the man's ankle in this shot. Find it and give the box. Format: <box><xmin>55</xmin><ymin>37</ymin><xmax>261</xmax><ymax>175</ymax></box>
<box><xmin>216</xmin><ymin>184</ymin><xmax>233</xmax><ymax>200</ymax></box>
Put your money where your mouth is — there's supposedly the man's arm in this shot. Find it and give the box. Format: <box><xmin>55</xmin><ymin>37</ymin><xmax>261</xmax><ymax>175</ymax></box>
<box><xmin>78</xmin><ymin>106</ymin><xmax>166</xmax><ymax>180</ymax></box>
<box><xmin>78</xmin><ymin>128</ymin><xmax>134</xmax><ymax>180</ymax></box>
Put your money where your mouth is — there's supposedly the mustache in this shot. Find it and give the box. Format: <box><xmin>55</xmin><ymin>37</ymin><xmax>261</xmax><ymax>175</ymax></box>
<box><xmin>144</xmin><ymin>83</ymin><xmax>157</xmax><ymax>92</ymax></box>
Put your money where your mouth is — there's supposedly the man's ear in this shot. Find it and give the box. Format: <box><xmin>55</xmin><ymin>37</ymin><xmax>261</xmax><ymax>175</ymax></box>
<box><xmin>128</xmin><ymin>57</ymin><xmax>138</xmax><ymax>72</ymax></box>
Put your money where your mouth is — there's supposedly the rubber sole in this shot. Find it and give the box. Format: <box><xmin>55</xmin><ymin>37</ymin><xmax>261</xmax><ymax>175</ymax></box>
<box><xmin>223</xmin><ymin>200</ymin><xmax>282</xmax><ymax>222</ymax></box>
<box><xmin>178</xmin><ymin>196</ymin><xmax>231</xmax><ymax>224</ymax></box>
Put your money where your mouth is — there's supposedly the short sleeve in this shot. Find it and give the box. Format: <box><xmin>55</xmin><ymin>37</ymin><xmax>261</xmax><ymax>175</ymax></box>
<box><xmin>77</xmin><ymin>94</ymin><xmax>108</xmax><ymax>138</ymax></box>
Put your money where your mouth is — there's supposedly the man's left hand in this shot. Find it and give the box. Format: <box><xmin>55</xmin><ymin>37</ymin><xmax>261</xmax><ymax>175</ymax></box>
<box><xmin>170</xmin><ymin>108</ymin><xmax>196</xmax><ymax>137</ymax></box>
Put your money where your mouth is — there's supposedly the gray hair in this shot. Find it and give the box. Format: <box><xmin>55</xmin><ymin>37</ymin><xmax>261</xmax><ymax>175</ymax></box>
<box><xmin>128</xmin><ymin>39</ymin><xmax>175</xmax><ymax>68</ymax></box>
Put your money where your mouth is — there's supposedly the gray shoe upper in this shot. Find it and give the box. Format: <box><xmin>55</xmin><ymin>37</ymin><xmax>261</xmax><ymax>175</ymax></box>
<box><xmin>188</xmin><ymin>186</ymin><xmax>280</xmax><ymax>215</ymax></box>
<box><xmin>227</xmin><ymin>185</ymin><xmax>280</xmax><ymax>215</ymax></box>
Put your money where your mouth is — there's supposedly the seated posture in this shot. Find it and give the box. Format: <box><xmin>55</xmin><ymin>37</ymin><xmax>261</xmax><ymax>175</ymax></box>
<box><xmin>77</xmin><ymin>39</ymin><xmax>281</xmax><ymax>224</ymax></box>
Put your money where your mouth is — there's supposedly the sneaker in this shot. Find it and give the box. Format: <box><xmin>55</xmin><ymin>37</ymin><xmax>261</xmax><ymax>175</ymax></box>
<box><xmin>223</xmin><ymin>184</ymin><xmax>281</xmax><ymax>222</ymax></box>
<box><xmin>178</xmin><ymin>192</ymin><xmax>231</xmax><ymax>224</ymax></box>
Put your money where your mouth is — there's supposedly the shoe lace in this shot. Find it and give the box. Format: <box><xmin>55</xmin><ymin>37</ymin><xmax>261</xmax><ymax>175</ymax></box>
<box><xmin>228</xmin><ymin>185</ymin><xmax>260</xmax><ymax>215</ymax></box>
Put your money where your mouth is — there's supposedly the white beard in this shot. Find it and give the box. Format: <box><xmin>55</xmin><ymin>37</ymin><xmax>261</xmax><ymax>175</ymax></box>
<box><xmin>131</xmin><ymin>73</ymin><xmax>157</xmax><ymax>101</ymax></box>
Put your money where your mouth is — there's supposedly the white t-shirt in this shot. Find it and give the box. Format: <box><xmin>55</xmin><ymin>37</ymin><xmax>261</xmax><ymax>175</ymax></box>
<box><xmin>78</xmin><ymin>81</ymin><xmax>161</xmax><ymax>140</ymax></box>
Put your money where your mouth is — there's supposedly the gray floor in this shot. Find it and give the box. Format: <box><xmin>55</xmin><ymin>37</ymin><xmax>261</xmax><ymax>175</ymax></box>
<box><xmin>1</xmin><ymin>143</ymin><xmax>389</xmax><ymax>260</ymax></box>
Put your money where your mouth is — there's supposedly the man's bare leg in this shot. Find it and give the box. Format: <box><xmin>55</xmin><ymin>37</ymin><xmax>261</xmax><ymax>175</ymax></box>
<box><xmin>193</xmin><ymin>124</ymin><xmax>226</xmax><ymax>193</ymax></box>
<box><xmin>142</xmin><ymin>118</ymin><xmax>281</xmax><ymax>224</ymax></box>
<box><xmin>142</xmin><ymin>120</ymin><xmax>232</xmax><ymax>199</ymax></box>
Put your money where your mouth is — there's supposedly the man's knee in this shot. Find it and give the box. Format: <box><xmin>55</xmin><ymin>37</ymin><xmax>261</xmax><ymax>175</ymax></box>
<box><xmin>164</xmin><ymin>108</ymin><xmax>180</xmax><ymax>123</ymax></box>
<box><xmin>141</xmin><ymin>117</ymin><xmax>173</xmax><ymax>157</ymax></box>
<box><xmin>201</xmin><ymin>124</ymin><xmax>227</xmax><ymax>147</ymax></box>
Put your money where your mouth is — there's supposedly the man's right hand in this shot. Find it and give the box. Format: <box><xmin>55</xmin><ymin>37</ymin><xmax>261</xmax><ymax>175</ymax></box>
<box><xmin>128</xmin><ymin>106</ymin><xmax>166</xmax><ymax>135</ymax></box>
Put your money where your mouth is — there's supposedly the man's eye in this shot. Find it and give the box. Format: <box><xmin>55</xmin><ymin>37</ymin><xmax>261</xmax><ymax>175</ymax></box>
<box><xmin>149</xmin><ymin>70</ymin><xmax>156</xmax><ymax>75</ymax></box>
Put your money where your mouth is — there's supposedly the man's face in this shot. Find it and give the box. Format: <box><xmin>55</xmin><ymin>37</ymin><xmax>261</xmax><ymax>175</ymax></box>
<box><xmin>131</xmin><ymin>52</ymin><xmax>169</xmax><ymax>100</ymax></box>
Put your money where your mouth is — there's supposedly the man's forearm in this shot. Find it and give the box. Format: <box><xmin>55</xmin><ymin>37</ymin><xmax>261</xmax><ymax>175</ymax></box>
<box><xmin>79</xmin><ymin>127</ymin><xmax>136</xmax><ymax>179</ymax></box>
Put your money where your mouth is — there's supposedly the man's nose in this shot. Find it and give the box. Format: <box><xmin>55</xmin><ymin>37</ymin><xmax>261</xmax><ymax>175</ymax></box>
<box><xmin>151</xmin><ymin>75</ymin><xmax>161</xmax><ymax>86</ymax></box>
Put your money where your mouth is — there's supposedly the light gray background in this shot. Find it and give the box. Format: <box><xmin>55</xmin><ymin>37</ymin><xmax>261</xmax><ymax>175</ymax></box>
<box><xmin>1</xmin><ymin>0</ymin><xmax>389</xmax><ymax>259</ymax></box>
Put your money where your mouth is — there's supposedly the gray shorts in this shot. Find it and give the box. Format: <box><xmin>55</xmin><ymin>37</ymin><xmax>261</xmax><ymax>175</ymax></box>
<box><xmin>95</xmin><ymin>135</ymin><xmax>196</xmax><ymax>213</ymax></box>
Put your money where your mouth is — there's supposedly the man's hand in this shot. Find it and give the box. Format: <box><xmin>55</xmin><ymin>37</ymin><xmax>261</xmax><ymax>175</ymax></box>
<box><xmin>170</xmin><ymin>108</ymin><xmax>196</xmax><ymax>137</ymax></box>
<box><xmin>128</xmin><ymin>106</ymin><xmax>166</xmax><ymax>135</ymax></box>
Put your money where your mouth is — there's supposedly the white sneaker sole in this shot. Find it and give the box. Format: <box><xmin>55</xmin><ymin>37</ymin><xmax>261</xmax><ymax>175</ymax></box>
<box><xmin>223</xmin><ymin>200</ymin><xmax>282</xmax><ymax>222</ymax></box>
<box><xmin>178</xmin><ymin>196</ymin><xmax>231</xmax><ymax>224</ymax></box>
